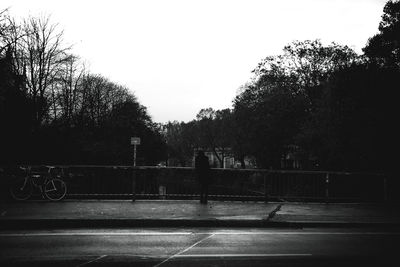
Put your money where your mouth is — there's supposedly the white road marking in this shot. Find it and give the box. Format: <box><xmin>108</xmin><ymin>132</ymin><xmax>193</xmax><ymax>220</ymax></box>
<box><xmin>2</xmin><ymin>253</ymin><xmax>313</xmax><ymax>262</ymax></box>
<box><xmin>177</xmin><ymin>234</ymin><xmax>216</xmax><ymax>255</ymax></box>
<box><xmin>75</xmin><ymin>255</ymin><xmax>107</xmax><ymax>267</ymax></box>
<box><xmin>210</xmin><ymin>231</ymin><xmax>400</xmax><ymax>235</ymax></box>
<box><xmin>175</xmin><ymin>254</ymin><xmax>313</xmax><ymax>257</ymax></box>
<box><xmin>153</xmin><ymin>234</ymin><xmax>216</xmax><ymax>267</ymax></box>
<box><xmin>0</xmin><ymin>253</ymin><xmax>313</xmax><ymax>261</ymax></box>
<box><xmin>0</xmin><ymin>231</ymin><xmax>398</xmax><ymax>237</ymax></box>
<box><xmin>0</xmin><ymin>232</ymin><xmax>192</xmax><ymax>237</ymax></box>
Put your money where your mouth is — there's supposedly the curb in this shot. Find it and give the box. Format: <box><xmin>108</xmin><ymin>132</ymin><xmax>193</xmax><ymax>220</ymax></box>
<box><xmin>0</xmin><ymin>219</ymin><xmax>273</xmax><ymax>229</ymax></box>
<box><xmin>1</xmin><ymin>219</ymin><xmax>400</xmax><ymax>230</ymax></box>
<box><xmin>269</xmin><ymin>221</ymin><xmax>400</xmax><ymax>228</ymax></box>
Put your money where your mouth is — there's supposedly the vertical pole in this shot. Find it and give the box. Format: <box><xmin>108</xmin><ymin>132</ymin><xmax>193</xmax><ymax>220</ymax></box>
<box><xmin>264</xmin><ymin>172</ymin><xmax>269</xmax><ymax>203</ymax></box>
<box><xmin>132</xmin><ymin>168</ymin><xmax>136</xmax><ymax>202</ymax></box>
<box><xmin>325</xmin><ymin>173</ymin><xmax>330</xmax><ymax>203</ymax></box>
<box><xmin>133</xmin><ymin>144</ymin><xmax>137</xmax><ymax>167</ymax></box>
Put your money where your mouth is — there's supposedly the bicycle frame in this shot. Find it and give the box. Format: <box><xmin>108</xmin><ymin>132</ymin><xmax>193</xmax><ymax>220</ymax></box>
<box><xmin>10</xmin><ymin>165</ymin><xmax>67</xmax><ymax>201</ymax></box>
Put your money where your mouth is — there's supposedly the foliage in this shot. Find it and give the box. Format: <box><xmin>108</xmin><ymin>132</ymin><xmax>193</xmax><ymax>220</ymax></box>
<box><xmin>162</xmin><ymin>4</ymin><xmax>399</xmax><ymax>173</ymax></box>
<box><xmin>233</xmin><ymin>40</ymin><xmax>358</xmax><ymax>169</ymax></box>
<box><xmin>364</xmin><ymin>0</ymin><xmax>400</xmax><ymax>68</ymax></box>
<box><xmin>297</xmin><ymin>64</ymin><xmax>397</xmax><ymax>171</ymax></box>
<box><xmin>163</xmin><ymin>108</ymin><xmax>235</xmax><ymax>168</ymax></box>
<box><xmin>163</xmin><ymin>121</ymin><xmax>197</xmax><ymax>166</ymax></box>
<box><xmin>3</xmin><ymin>3</ymin><xmax>398</xmax><ymax>173</ymax></box>
<box><xmin>162</xmin><ymin>5</ymin><xmax>398</xmax><ymax>173</ymax></box>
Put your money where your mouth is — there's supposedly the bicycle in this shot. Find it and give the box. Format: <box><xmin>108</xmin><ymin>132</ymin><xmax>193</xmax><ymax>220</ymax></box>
<box><xmin>9</xmin><ymin>166</ymin><xmax>67</xmax><ymax>201</ymax></box>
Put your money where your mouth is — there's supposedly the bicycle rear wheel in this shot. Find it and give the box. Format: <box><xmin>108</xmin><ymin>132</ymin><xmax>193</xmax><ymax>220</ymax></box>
<box><xmin>44</xmin><ymin>178</ymin><xmax>67</xmax><ymax>201</ymax></box>
<box><xmin>10</xmin><ymin>177</ymin><xmax>33</xmax><ymax>201</ymax></box>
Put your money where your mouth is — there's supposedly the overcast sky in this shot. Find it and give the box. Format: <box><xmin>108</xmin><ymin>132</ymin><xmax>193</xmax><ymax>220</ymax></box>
<box><xmin>3</xmin><ymin>0</ymin><xmax>388</xmax><ymax>123</ymax></box>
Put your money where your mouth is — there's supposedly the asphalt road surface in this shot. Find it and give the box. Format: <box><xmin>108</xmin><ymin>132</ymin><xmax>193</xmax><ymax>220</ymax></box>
<box><xmin>0</xmin><ymin>228</ymin><xmax>399</xmax><ymax>266</ymax></box>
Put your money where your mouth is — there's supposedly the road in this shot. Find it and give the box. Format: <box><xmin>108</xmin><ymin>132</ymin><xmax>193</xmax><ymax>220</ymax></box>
<box><xmin>0</xmin><ymin>227</ymin><xmax>399</xmax><ymax>266</ymax></box>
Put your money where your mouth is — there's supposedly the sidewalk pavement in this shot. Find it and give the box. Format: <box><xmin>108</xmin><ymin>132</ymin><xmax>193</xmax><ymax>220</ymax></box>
<box><xmin>1</xmin><ymin>200</ymin><xmax>400</xmax><ymax>229</ymax></box>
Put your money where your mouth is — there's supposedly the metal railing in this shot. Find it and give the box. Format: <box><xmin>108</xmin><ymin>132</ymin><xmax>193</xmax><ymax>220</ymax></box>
<box><xmin>0</xmin><ymin>165</ymin><xmax>391</xmax><ymax>202</ymax></box>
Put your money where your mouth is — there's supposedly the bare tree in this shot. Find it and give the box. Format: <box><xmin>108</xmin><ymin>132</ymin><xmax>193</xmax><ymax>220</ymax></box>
<box><xmin>0</xmin><ymin>9</ymin><xmax>26</xmax><ymax>75</ymax></box>
<box><xmin>76</xmin><ymin>74</ymin><xmax>132</xmax><ymax>127</ymax></box>
<box><xmin>0</xmin><ymin>8</ymin><xmax>13</xmax><ymax>55</ymax></box>
<box><xmin>49</xmin><ymin>54</ymin><xmax>86</xmax><ymax>123</ymax></box>
<box><xmin>12</xmin><ymin>16</ymin><xmax>71</xmax><ymax>126</ymax></box>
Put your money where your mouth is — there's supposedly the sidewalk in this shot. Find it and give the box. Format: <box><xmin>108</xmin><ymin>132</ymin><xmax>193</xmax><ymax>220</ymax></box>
<box><xmin>1</xmin><ymin>200</ymin><xmax>400</xmax><ymax>229</ymax></box>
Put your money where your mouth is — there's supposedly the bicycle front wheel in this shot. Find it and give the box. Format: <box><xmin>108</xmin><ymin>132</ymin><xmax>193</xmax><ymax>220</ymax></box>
<box><xmin>10</xmin><ymin>177</ymin><xmax>33</xmax><ymax>201</ymax></box>
<box><xmin>44</xmin><ymin>178</ymin><xmax>67</xmax><ymax>201</ymax></box>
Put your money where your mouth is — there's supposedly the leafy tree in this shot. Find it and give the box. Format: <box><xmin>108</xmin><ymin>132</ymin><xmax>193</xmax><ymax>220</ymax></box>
<box><xmin>164</xmin><ymin>121</ymin><xmax>195</xmax><ymax>166</ymax></box>
<box><xmin>234</xmin><ymin>40</ymin><xmax>357</xmax><ymax>169</ymax></box>
<box><xmin>164</xmin><ymin>108</ymin><xmax>236</xmax><ymax>168</ymax></box>
<box><xmin>91</xmin><ymin>97</ymin><xmax>164</xmax><ymax>165</ymax></box>
<box><xmin>364</xmin><ymin>0</ymin><xmax>400</xmax><ymax>68</ymax></box>
<box><xmin>300</xmin><ymin>64</ymin><xmax>397</xmax><ymax>172</ymax></box>
<box><xmin>254</xmin><ymin>40</ymin><xmax>359</xmax><ymax>108</ymax></box>
<box><xmin>195</xmin><ymin>108</ymin><xmax>235</xmax><ymax>167</ymax></box>
<box><xmin>234</xmin><ymin>76</ymin><xmax>307</xmax><ymax>169</ymax></box>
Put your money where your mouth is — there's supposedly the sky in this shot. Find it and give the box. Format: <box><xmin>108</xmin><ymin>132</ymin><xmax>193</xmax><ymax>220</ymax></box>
<box><xmin>2</xmin><ymin>0</ymin><xmax>388</xmax><ymax>123</ymax></box>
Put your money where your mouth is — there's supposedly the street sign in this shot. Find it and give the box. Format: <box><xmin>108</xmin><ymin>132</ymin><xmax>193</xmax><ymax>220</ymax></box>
<box><xmin>131</xmin><ymin>137</ymin><xmax>141</xmax><ymax>145</ymax></box>
<box><xmin>131</xmin><ymin>137</ymin><xmax>141</xmax><ymax>167</ymax></box>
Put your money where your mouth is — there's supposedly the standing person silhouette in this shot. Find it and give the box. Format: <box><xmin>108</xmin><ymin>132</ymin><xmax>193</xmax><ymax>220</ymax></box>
<box><xmin>195</xmin><ymin>150</ymin><xmax>210</xmax><ymax>204</ymax></box>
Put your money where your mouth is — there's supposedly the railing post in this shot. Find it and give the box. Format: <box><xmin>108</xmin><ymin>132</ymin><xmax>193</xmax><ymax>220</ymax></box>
<box><xmin>264</xmin><ymin>171</ymin><xmax>269</xmax><ymax>203</ymax></box>
<box><xmin>132</xmin><ymin>168</ymin><xmax>136</xmax><ymax>202</ymax></box>
<box><xmin>325</xmin><ymin>172</ymin><xmax>330</xmax><ymax>203</ymax></box>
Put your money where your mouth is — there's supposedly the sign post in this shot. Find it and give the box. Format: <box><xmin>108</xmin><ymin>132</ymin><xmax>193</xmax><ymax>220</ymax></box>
<box><xmin>130</xmin><ymin>137</ymin><xmax>141</xmax><ymax>167</ymax></box>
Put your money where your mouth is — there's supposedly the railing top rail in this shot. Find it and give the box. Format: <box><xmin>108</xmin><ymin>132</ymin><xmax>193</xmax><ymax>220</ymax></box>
<box><xmin>210</xmin><ymin>168</ymin><xmax>385</xmax><ymax>176</ymax></box>
<box><xmin>1</xmin><ymin>165</ymin><xmax>386</xmax><ymax>176</ymax></box>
